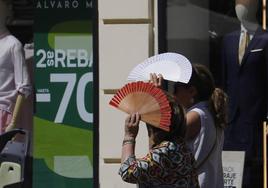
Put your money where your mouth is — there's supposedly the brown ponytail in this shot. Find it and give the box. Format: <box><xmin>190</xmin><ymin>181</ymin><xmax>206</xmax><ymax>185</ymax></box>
<box><xmin>209</xmin><ymin>88</ymin><xmax>228</xmax><ymax>128</ymax></box>
<box><xmin>190</xmin><ymin>64</ymin><xmax>228</xmax><ymax>129</ymax></box>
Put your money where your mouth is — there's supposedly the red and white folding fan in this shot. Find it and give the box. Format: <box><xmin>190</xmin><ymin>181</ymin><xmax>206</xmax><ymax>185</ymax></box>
<box><xmin>109</xmin><ymin>81</ymin><xmax>172</xmax><ymax>131</ymax></box>
<box><xmin>127</xmin><ymin>52</ymin><xmax>192</xmax><ymax>83</ymax></box>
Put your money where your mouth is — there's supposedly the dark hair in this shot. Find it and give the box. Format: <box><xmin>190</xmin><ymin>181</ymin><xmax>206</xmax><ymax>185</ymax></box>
<box><xmin>189</xmin><ymin>64</ymin><xmax>228</xmax><ymax>128</ymax></box>
<box><xmin>168</xmin><ymin>93</ymin><xmax>187</xmax><ymax>138</ymax></box>
<box><xmin>146</xmin><ymin>93</ymin><xmax>186</xmax><ymax>144</ymax></box>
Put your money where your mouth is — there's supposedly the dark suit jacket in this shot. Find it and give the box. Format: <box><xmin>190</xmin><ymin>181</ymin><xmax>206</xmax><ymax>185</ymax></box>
<box><xmin>221</xmin><ymin>27</ymin><xmax>268</xmax><ymax>159</ymax></box>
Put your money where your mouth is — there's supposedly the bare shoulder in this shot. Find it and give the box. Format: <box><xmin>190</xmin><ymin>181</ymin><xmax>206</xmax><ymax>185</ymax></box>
<box><xmin>186</xmin><ymin>111</ymin><xmax>200</xmax><ymax>125</ymax></box>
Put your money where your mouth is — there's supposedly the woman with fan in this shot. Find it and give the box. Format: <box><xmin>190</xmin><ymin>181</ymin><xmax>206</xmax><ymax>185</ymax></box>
<box><xmin>118</xmin><ymin>91</ymin><xmax>199</xmax><ymax>187</ymax></box>
<box><xmin>150</xmin><ymin>64</ymin><xmax>227</xmax><ymax>188</ymax></box>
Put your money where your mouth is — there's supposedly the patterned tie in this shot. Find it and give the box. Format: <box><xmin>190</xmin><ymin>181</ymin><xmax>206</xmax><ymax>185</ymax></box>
<box><xmin>238</xmin><ymin>31</ymin><xmax>250</xmax><ymax>64</ymax></box>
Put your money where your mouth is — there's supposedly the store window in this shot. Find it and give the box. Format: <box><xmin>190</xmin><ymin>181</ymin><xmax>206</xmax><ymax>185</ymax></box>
<box><xmin>160</xmin><ymin>0</ymin><xmax>264</xmax><ymax>84</ymax></box>
<box><xmin>7</xmin><ymin>0</ymin><xmax>33</xmax><ymax>45</ymax></box>
<box><xmin>1</xmin><ymin>0</ymin><xmax>95</xmax><ymax>188</ymax></box>
<box><xmin>158</xmin><ymin>0</ymin><xmax>267</xmax><ymax>187</ymax></box>
<box><xmin>0</xmin><ymin>0</ymin><xmax>33</xmax><ymax>187</ymax></box>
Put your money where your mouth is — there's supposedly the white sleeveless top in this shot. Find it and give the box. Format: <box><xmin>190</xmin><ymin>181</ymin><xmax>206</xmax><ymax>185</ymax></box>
<box><xmin>187</xmin><ymin>101</ymin><xmax>224</xmax><ymax>188</ymax></box>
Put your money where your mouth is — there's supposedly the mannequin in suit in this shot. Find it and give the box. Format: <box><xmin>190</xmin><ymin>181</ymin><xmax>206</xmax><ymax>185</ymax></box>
<box><xmin>221</xmin><ymin>0</ymin><xmax>268</xmax><ymax>187</ymax></box>
<box><xmin>0</xmin><ymin>0</ymin><xmax>32</xmax><ymax>134</ymax></box>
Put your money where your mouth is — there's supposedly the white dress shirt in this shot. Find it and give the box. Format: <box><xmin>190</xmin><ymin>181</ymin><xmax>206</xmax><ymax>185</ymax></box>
<box><xmin>0</xmin><ymin>33</ymin><xmax>32</xmax><ymax>112</ymax></box>
<box><xmin>239</xmin><ymin>24</ymin><xmax>255</xmax><ymax>46</ymax></box>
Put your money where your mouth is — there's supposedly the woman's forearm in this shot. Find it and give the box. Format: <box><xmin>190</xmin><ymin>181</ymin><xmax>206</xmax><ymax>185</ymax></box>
<box><xmin>121</xmin><ymin>137</ymin><xmax>136</xmax><ymax>163</ymax></box>
<box><xmin>122</xmin><ymin>113</ymin><xmax>140</xmax><ymax>163</ymax></box>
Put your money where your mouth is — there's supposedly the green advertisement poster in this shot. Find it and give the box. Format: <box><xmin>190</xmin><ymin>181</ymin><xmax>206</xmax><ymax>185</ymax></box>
<box><xmin>33</xmin><ymin>1</ymin><xmax>94</xmax><ymax>187</ymax></box>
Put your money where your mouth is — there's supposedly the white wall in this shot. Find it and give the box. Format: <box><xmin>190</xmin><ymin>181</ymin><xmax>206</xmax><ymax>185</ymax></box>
<box><xmin>98</xmin><ymin>0</ymin><xmax>158</xmax><ymax>187</ymax></box>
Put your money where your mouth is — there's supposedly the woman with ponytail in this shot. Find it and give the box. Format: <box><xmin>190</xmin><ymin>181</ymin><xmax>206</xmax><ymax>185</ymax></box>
<box><xmin>150</xmin><ymin>63</ymin><xmax>227</xmax><ymax>188</ymax></box>
<box><xmin>172</xmin><ymin>64</ymin><xmax>228</xmax><ymax>188</ymax></box>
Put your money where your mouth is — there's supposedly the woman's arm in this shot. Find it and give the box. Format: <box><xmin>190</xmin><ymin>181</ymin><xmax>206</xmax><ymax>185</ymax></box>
<box><xmin>185</xmin><ymin>111</ymin><xmax>201</xmax><ymax>140</ymax></box>
<box><xmin>121</xmin><ymin>113</ymin><xmax>140</xmax><ymax>163</ymax></box>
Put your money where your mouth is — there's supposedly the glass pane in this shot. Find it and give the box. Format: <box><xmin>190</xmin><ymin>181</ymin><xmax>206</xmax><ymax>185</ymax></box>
<box><xmin>162</xmin><ymin>0</ymin><xmax>267</xmax><ymax>187</ymax></box>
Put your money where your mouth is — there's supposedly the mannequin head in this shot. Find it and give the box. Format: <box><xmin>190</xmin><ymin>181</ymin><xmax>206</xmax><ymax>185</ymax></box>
<box><xmin>235</xmin><ymin>0</ymin><xmax>258</xmax><ymax>26</ymax></box>
<box><xmin>0</xmin><ymin>0</ymin><xmax>11</xmax><ymax>33</ymax></box>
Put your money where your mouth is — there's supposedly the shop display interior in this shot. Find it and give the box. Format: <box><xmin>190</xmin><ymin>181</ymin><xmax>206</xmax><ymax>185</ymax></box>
<box><xmin>7</xmin><ymin>0</ymin><xmax>33</xmax><ymax>45</ymax></box>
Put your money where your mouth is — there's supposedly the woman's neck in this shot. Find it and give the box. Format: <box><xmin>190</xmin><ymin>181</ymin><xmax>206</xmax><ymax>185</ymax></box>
<box><xmin>148</xmin><ymin>132</ymin><xmax>168</xmax><ymax>150</ymax></box>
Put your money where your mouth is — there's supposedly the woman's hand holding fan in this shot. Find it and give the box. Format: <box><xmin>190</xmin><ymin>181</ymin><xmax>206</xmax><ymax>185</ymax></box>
<box><xmin>149</xmin><ymin>73</ymin><xmax>164</xmax><ymax>89</ymax></box>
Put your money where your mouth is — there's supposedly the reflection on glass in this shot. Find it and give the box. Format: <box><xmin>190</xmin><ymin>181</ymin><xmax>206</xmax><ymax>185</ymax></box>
<box><xmin>163</xmin><ymin>0</ymin><xmax>267</xmax><ymax>187</ymax></box>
